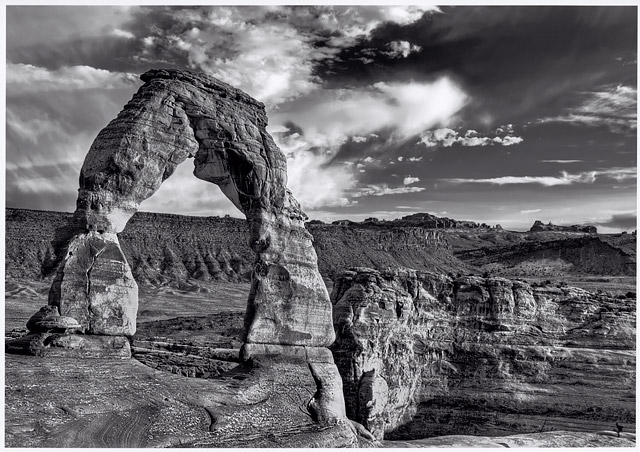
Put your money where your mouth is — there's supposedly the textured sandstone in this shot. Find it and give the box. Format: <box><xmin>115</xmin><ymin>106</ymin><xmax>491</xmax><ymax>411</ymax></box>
<box><xmin>13</xmin><ymin>69</ymin><xmax>351</xmax><ymax>434</ymax></box>
<box><xmin>26</xmin><ymin>305</ymin><xmax>60</xmax><ymax>332</ymax></box>
<box><xmin>6</xmin><ymin>333</ymin><xmax>131</xmax><ymax>358</ymax></box>
<box><xmin>33</xmin><ymin>316</ymin><xmax>81</xmax><ymax>332</ymax></box>
<box><xmin>48</xmin><ymin>231</ymin><xmax>137</xmax><ymax>336</ymax></box>
<box><xmin>331</xmin><ymin>267</ymin><xmax>636</xmax><ymax>440</ymax></box>
<box><xmin>43</xmin><ymin>68</ymin><xmax>334</xmax><ymax>350</ymax></box>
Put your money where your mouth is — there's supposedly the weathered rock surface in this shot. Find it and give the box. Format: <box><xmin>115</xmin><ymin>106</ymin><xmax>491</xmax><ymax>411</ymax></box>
<box><xmin>331</xmin><ymin>267</ymin><xmax>636</xmax><ymax>440</ymax></box>
<box><xmin>6</xmin><ymin>333</ymin><xmax>131</xmax><ymax>359</ymax></box>
<box><xmin>531</xmin><ymin>220</ymin><xmax>598</xmax><ymax>233</ymax></box>
<box><xmin>40</xmin><ymin>68</ymin><xmax>335</xmax><ymax>352</ymax></box>
<box><xmin>456</xmin><ymin>234</ymin><xmax>635</xmax><ymax>276</ymax></box>
<box><xmin>26</xmin><ymin>305</ymin><xmax>60</xmax><ymax>332</ymax></box>
<box><xmin>33</xmin><ymin>316</ymin><xmax>81</xmax><ymax>333</ymax></box>
<box><xmin>48</xmin><ymin>231</ymin><xmax>138</xmax><ymax>336</ymax></box>
<box><xmin>384</xmin><ymin>430</ymin><xmax>636</xmax><ymax>447</ymax></box>
<box><xmin>4</xmin><ymin>354</ymin><xmax>366</xmax><ymax>448</ymax></box>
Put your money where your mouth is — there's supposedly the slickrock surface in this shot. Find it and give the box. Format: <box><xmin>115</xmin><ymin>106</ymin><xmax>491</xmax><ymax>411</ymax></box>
<box><xmin>331</xmin><ymin>267</ymin><xmax>636</xmax><ymax>440</ymax></box>
<box><xmin>4</xmin><ymin>354</ymin><xmax>365</xmax><ymax>448</ymax></box>
<box><xmin>384</xmin><ymin>431</ymin><xmax>636</xmax><ymax>447</ymax></box>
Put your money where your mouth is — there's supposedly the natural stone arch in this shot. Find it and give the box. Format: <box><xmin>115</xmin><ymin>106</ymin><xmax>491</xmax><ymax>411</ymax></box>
<box><xmin>53</xmin><ymin>69</ymin><xmax>334</xmax><ymax>351</ymax></box>
<box><xmin>12</xmin><ymin>69</ymin><xmax>351</xmax><ymax>426</ymax></box>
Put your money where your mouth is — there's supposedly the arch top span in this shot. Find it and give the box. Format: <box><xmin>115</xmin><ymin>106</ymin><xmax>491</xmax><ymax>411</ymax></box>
<box><xmin>76</xmin><ymin>68</ymin><xmax>289</xmax><ymax>235</ymax></box>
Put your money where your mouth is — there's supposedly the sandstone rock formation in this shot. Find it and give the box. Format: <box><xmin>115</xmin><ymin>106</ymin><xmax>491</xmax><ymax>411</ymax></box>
<box><xmin>65</xmin><ymin>68</ymin><xmax>333</xmax><ymax>351</ymax></box>
<box><xmin>7</xmin><ymin>208</ymin><xmax>635</xmax><ymax>285</ymax></box>
<box><xmin>331</xmin><ymin>267</ymin><xmax>636</xmax><ymax>440</ymax></box>
<box><xmin>531</xmin><ymin>220</ymin><xmax>598</xmax><ymax>233</ymax></box>
<box><xmin>9</xmin><ymin>69</ymin><xmax>352</xmax><ymax>435</ymax></box>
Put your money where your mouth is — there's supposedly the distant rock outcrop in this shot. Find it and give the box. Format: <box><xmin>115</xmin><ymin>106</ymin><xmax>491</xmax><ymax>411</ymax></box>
<box><xmin>531</xmin><ymin>220</ymin><xmax>597</xmax><ymax>233</ymax></box>
<box><xmin>331</xmin><ymin>267</ymin><xmax>636</xmax><ymax>440</ymax></box>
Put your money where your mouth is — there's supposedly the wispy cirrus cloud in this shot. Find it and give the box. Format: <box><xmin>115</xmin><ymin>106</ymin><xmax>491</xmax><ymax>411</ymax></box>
<box><xmin>352</xmin><ymin>184</ymin><xmax>426</xmax><ymax>197</ymax></box>
<box><xmin>538</xmin><ymin>84</ymin><xmax>637</xmax><ymax>133</ymax></box>
<box><xmin>443</xmin><ymin>167</ymin><xmax>636</xmax><ymax>187</ymax></box>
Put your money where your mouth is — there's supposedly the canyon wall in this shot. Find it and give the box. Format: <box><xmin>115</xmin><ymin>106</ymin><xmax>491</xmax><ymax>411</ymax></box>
<box><xmin>5</xmin><ymin>208</ymin><xmax>463</xmax><ymax>284</ymax></box>
<box><xmin>8</xmin><ymin>208</ymin><xmax>634</xmax><ymax>287</ymax></box>
<box><xmin>456</xmin><ymin>236</ymin><xmax>636</xmax><ymax>276</ymax></box>
<box><xmin>330</xmin><ymin>267</ymin><xmax>636</xmax><ymax>440</ymax></box>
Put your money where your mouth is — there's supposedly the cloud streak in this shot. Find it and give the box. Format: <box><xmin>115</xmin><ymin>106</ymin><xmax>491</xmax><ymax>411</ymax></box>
<box><xmin>538</xmin><ymin>84</ymin><xmax>637</xmax><ymax>133</ymax></box>
<box><xmin>444</xmin><ymin>167</ymin><xmax>636</xmax><ymax>186</ymax></box>
<box><xmin>6</xmin><ymin>63</ymin><xmax>140</xmax><ymax>93</ymax></box>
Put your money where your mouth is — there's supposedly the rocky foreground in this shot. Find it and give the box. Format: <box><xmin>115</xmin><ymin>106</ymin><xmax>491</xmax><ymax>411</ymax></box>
<box><xmin>5</xmin><ymin>353</ymin><xmax>635</xmax><ymax>448</ymax></box>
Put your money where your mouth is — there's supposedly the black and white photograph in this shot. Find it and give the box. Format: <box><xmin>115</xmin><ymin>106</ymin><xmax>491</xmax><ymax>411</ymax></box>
<box><xmin>4</xmin><ymin>3</ymin><xmax>637</xmax><ymax>448</ymax></box>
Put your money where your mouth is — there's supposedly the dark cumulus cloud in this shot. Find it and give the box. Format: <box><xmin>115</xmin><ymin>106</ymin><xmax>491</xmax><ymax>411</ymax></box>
<box><xmin>5</xmin><ymin>5</ymin><xmax>637</xmax><ymax>231</ymax></box>
<box><xmin>596</xmin><ymin>213</ymin><xmax>637</xmax><ymax>231</ymax></box>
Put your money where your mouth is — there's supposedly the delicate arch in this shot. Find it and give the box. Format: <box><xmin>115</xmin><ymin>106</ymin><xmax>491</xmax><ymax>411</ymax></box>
<box><xmin>49</xmin><ymin>69</ymin><xmax>335</xmax><ymax>351</ymax></box>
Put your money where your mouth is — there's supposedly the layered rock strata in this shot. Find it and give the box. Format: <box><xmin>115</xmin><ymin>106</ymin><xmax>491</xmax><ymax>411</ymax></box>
<box><xmin>10</xmin><ymin>69</ymin><xmax>352</xmax><ymax>434</ymax></box>
<box><xmin>331</xmin><ymin>267</ymin><xmax>636</xmax><ymax>440</ymax></box>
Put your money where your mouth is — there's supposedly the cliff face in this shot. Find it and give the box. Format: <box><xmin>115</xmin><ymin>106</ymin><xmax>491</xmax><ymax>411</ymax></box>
<box><xmin>307</xmin><ymin>223</ymin><xmax>464</xmax><ymax>279</ymax></box>
<box><xmin>5</xmin><ymin>208</ymin><xmax>635</xmax><ymax>286</ymax></box>
<box><xmin>530</xmin><ymin>220</ymin><xmax>597</xmax><ymax>234</ymax></box>
<box><xmin>5</xmin><ymin>208</ymin><xmax>464</xmax><ymax>284</ymax></box>
<box><xmin>456</xmin><ymin>235</ymin><xmax>636</xmax><ymax>276</ymax></box>
<box><xmin>330</xmin><ymin>268</ymin><xmax>636</xmax><ymax>440</ymax></box>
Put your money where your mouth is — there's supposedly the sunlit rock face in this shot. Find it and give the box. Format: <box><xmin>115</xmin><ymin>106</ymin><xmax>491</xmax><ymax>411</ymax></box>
<box><xmin>45</xmin><ymin>68</ymin><xmax>334</xmax><ymax>350</ymax></box>
<box><xmin>331</xmin><ymin>268</ymin><xmax>636</xmax><ymax>440</ymax></box>
<box><xmin>48</xmin><ymin>231</ymin><xmax>137</xmax><ymax>336</ymax></box>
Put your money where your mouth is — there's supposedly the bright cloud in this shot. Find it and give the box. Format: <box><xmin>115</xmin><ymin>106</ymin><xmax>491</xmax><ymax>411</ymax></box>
<box><xmin>352</xmin><ymin>184</ymin><xmax>426</xmax><ymax>197</ymax></box>
<box><xmin>271</xmin><ymin>129</ymin><xmax>357</xmax><ymax>209</ymax></box>
<box><xmin>6</xmin><ymin>63</ymin><xmax>139</xmax><ymax>93</ymax></box>
<box><xmin>419</xmin><ymin>126</ymin><xmax>523</xmax><ymax>148</ymax></box>
<box><xmin>111</xmin><ymin>28</ymin><xmax>135</xmax><ymax>39</ymax></box>
<box><xmin>384</xmin><ymin>40</ymin><xmax>422</xmax><ymax>58</ymax></box>
<box><xmin>144</xmin><ymin>5</ymin><xmax>439</xmax><ymax>106</ymax></box>
<box><xmin>444</xmin><ymin>171</ymin><xmax>597</xmax><ymax>186</ymax></box>
<box><xmin>275</xmin><ymin>77</ymin><xmax>468</xmax><ymax>152</ymax></box>
<box><xmin>403</xmin><ymin>176</ymin><xmax>420</xmax><ymax>185</ymax></box>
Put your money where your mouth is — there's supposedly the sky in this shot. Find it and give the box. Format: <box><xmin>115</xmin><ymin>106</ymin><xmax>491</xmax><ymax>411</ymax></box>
<box><xmin>5</xmin><ymin>5</ymin><xmax>638</xmax><ymax>232</ymax></box>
